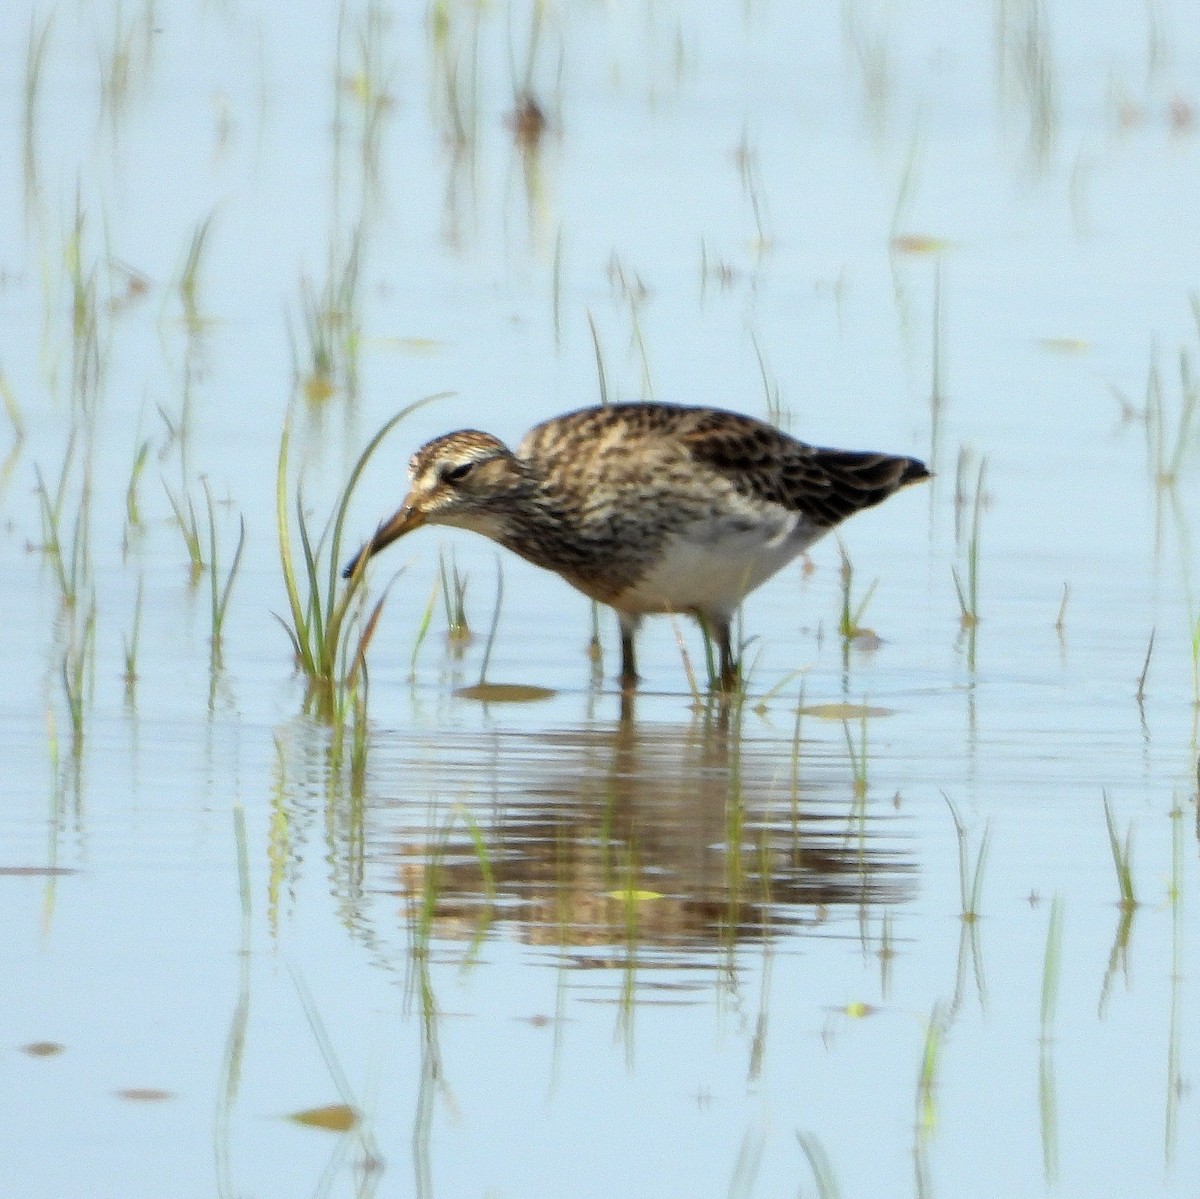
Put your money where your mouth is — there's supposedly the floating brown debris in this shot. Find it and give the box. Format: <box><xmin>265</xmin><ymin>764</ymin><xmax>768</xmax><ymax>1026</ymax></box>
<box><xmin>507</xmin><ymin>92</ymin><xmax>548</xmax><ymax>147</ymax></box>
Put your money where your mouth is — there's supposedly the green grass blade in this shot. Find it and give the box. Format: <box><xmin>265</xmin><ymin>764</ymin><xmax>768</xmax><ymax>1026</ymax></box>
<box><xmin>275</xmin><ymin>412</ymin><xmax>314</xmax><ymax>676</ymax></box>
<box><xmin>325</xmin><ymin>392</ymin><xmax>452</xmax><ymax>616</ymax></box>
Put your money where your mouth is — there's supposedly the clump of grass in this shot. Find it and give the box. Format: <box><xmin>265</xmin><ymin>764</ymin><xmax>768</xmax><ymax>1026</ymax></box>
<box><xmin>837</xmin><ymin>542</ymin><xmax>879</xmax><ymax>643</ymax></box>
<box><xmin>163</xmin><ymin>474</ymin><xmax>205</xmax><ymax>583</ymax></box>
<box><xmin>0</xmin><ymin>372</ymin><xmax>24</xmax><ymax>498</ymax></box>
<box><xmin>65</xmin><ymin>193</ymin><xmax>104</xmax><ymax>405</ymax></box>
<box><xmin>1040</xmin><ymin>894</ymin><xmax>1064</xmax><ymax>1038</ymax></box>
<box><xmin>294</xmin><ymin>226</ymin><xmax>364</xmax><ymax>403</ymax></box>
<box><xmin>97</xmin><ymin>6</ymin><xmax>137</xmax><ymax>123</ymax></box>
<box><xmin>61</xmin><ymin>595</ymin><xmax>97</xmax><ymax>744</ymax></box>
<box><xmin>698</xmin><ymin>237</ymin><xmax>738</xmax><ymax>304</ymax></box>
<box><xmin>1053</xmin><ymin>582</ymin><xmax>1069</xmax><ymax>635</ymax></box>
<box><xmin>951</xmin><ymin>452</ymin><xmax>986</xmax><ymax>629</ymax></box>
<box><xmin>428</xmin><ymin>0</ymin><xmax>483</xmax><ymax>149</ymax></box>
<box><xmin>734</xmin><ymin>128</ymin><xmax>773</xmax><ymax>258</ymax></box>
<box><xmin>669</xmin><ymin>616</ymin><xmax>703</xmax><ymax>703</ymax></box>
<box><xmin>505</xmin><ymin>0</ymin><xmax>555</xmax><ymax>152</ymax></box>
<box><xmin>124</xmin><ymin>437</ymin><xmax>150</xmax><ymax>529</ymax></box>
<box><xmin>438</xmin><ymin>548</ymin><xmax>470</xmax><ymax>641</ymax></box>
<box><xmin>915</xmin><ymin>1001</ymin><xmax>948</xmax><ymax>1138</ymax></box>
<box><xmin>1144</xmin><ymin>344</ymin><xmax>1197</xmax><ymax>489</ymax></box>
<box><xmin>409</xmin><ymin>578</ymin><xmax>440</xmax><ymax>680</ymax></box>
<box><xmin>341</xmin><ymin>0</ymin><xmax>395</xmax><ymax>190</ymax></box>
<box><xmin>796</xmin><ymin>1132</ymin><xmax>841</xmax><ymax>1199</ymax></box>
<box><xmin>842</xmin><ymin>710</ymin><xmax>870</xmax><ymax>800</ymax></box>
<box><xmin>605</xmin><ymin>255</ymin><xmax>653</xmax><ymax>397</ymax></box>
<box><xmin>1102</xmin><ymin>791</ymin><xmax>1137</xmax><ymax>911</ymax></box>
<box><xmin>929</xmin><ymin>256</ymin><xmax>945</xmax><ymax>462</ymax></box>
<box><xmin>1135</xmin><ymin>628</ymin><xmax>1154</xmax><ymax>704</ymax></box>
<box><xmin>456</xmin><ymin>804</ymin><xmax>497</xmax><ymax>950</ymax></box>
<box><xmin>951</xmin><ymin>450</ymin><xmax>986</xmax><ymax>672</ymax></box>
<box><xmin>123</xmin><ymin>575</ymin><xmax>143</xmax><ymax>689</ymax></box>
<box><xmin>276</xmin><ymin>395</ymin><xmax>442</xmax><ymax>722</ymax></box>
<box><xmin>750</xmin><ymin>667</ymin><xmax>805</xmax><ymax>717</ymax></box>
<box><xmin>552</xmin><ymin>225</ymin><xmax>564</xmax><ymax>348</ymax></box>
<box><xmin>751</xmin><ymin>328</ymin><xmax>786</xmax><ymax>429</ymax></box>
<box><xmin>203</xmin><ymin>479</ymin><xmax>246</xmax><ymax>661</ymax></box>
<box><xmin>1039</xmin><ymin>894</ymin><xmax>1063</xmax><ymax>1183</ymax></box>
<box><xmin>34</xmin><ymin>429</ymin><xmax>92</xmax><ymax>607</ymax></box>
<box><xmin>22</xmin><ymin>11</ymin><xmax>53</xmax><ymax>220</ymax></box>
<box><xmin>586</xmin><ymin>309</ymin><xmax>609</xmax><ymax>406</ymax></box>
<box><xmin>178</xmin><ymin>211</ymin><xmax>215</xmax><ymax>330</ymax></box>
<box><xmin>1189</xmin><ymin>612</ymin><xmax>1200</xmax><ymax>710</ymax></box>
<box><xmin>943</xmin><ymin>792</ymin><xmax>990</xmax><ymax>923</ymax></box>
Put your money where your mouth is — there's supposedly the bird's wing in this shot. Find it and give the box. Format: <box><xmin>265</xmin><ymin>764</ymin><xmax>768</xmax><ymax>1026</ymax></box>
<box><xmin>680</xmin><ymin>410</ymin><xmax>929</xmax><ymax>527</ymax></box>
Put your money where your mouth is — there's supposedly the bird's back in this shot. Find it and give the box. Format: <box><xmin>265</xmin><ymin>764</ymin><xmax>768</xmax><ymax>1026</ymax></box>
<box><xmin>517</xmin><ymin>402</ymin><xmax>929</xmax><ymax>530</ymax></box>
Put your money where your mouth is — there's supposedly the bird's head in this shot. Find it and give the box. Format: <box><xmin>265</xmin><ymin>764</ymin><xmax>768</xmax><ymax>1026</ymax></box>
<box><xmin>343</xmin><ymin>430</ymin><xmax>533</xmax><ymax>577</ymax></box>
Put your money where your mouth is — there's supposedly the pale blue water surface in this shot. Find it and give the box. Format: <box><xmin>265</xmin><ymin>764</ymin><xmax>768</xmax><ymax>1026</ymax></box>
<box><xmin>1</xmin><ymin>3</ymin><xmax>1199</xmax><ymax>1197</ymax></box>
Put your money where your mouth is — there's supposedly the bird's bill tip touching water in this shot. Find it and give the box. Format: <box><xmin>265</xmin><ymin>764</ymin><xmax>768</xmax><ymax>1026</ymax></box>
<box><xmin>341</xmin><ymin>501</ymin><xmax>426</xmax><ymax>579</ymax></box>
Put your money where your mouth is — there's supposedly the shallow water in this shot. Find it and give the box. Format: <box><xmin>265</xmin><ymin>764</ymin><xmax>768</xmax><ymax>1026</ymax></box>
<box><xmin>3</xmin><ymin>3</ymin><xmax>1200</xmax><ymax>1197</ymax></box>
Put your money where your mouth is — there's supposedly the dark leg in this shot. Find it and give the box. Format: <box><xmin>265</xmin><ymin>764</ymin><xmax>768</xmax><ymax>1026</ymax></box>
<box><xmin>716</xmin><ymin>619</ymin><xmax>739</xmax><ymax>693</ymax></box>
<box><xmin>618</xmin><ymin>613</ymin><xmax>640</xmax><ymax>689</ymax></box>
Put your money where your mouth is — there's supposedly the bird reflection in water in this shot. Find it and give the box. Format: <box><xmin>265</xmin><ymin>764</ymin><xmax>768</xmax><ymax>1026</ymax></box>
<box><xmin>367</xmin><ymin>700</ymin><xmax>914</xmax><ymax>968</ymax></box>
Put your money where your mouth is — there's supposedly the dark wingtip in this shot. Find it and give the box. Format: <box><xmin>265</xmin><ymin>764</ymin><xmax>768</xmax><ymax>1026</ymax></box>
<box><xmin>341</xmin><ymin>549</ymin><xmax>363</xmax><ymax>580</ymax></box>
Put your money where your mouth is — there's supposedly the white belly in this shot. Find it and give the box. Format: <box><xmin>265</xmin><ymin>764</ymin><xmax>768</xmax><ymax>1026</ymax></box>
<box><xmin>614</xmin><ymin>509</ymin><xmax>822</xmax><ymax>620</ymax></box>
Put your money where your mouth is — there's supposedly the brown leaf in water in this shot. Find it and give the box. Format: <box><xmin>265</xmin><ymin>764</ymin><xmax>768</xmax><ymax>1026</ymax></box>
<box><xmin>799</xmin><ymin>703</ymin><xmax>894</xmax><ymax>720</ymax></box>
<box><xmin>22</xmin><ymin>1041</ymin><xmax>65</xmax><ymax>1057</ymax></box>
<box><xmin>891</xmin><ymin>234</ymin><xmax>951</xmax><ymax>255</ymax></box>
<box><xmin>288</xmin><ymin>1103</ymin><xmax>360</xmax><ymax>1132</ymax></box>
<box><xmin>454</xmin><ymin>682</ymin><xmax>556</xmax><ymax>703</ymax></box>
<box><xmin>0</xmin><ymin>866</ymin><xmax>78</xmax><ymax>876</ymax></box>
<box><xmin>1038</xmin><ymin>337</ymin><xmax>1091</xmax><ymax>354</ymax></box>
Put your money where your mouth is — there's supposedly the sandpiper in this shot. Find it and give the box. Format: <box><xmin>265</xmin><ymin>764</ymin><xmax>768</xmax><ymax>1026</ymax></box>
<box><xmin>345</xmin><ymin>402</ymin><xmax>929</xmax><ymax>690</ymax></box>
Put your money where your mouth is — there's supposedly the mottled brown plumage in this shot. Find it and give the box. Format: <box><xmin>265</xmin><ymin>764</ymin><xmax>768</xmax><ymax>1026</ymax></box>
<box><xmin>346</xmin><ymin>402</ymin><xmax>929</xmax><ymax>690</ymax></box>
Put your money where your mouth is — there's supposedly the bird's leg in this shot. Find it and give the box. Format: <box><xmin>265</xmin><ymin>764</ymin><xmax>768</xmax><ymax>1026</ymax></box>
<box><xmin>716</xmin><ymin>619</ymin><xmax>739</xmax><ymax>694</ymax></box>
<box><xmin>617</xmin><ymin>613</ymin><xmax>640</xmax><ymax>690</ymax></box>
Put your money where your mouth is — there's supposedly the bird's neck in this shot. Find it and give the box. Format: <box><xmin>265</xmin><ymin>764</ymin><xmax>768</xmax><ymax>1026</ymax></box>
<box><xmin>491</xmin><ymin>482</ymin><xmax>579</xmax><ymax>567</ymax></box>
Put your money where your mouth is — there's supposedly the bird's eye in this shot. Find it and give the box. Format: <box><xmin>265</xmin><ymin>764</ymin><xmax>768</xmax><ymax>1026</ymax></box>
<box><xmin>443</xmin><ymin>461</ymin><xmax>475</xmax><ymax>484</ymax></box>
